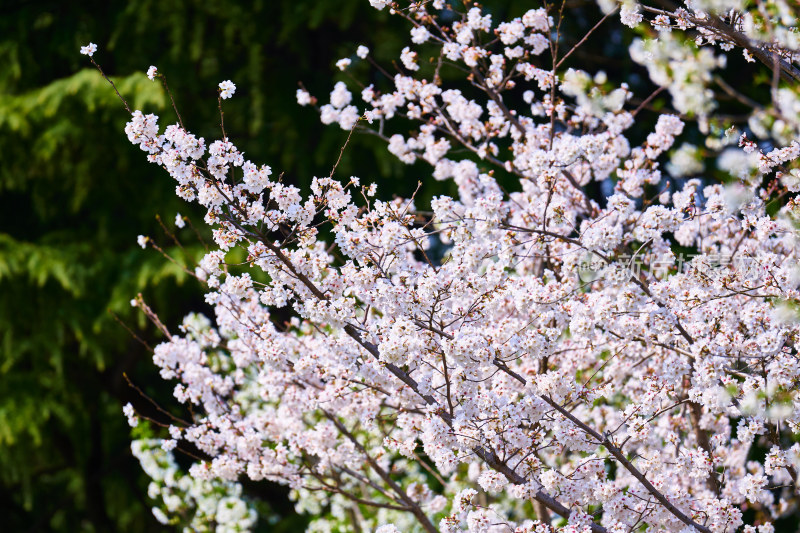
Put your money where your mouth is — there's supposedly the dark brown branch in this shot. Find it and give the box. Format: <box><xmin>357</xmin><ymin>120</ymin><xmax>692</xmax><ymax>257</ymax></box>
<box><xmin>323</xmin><ymin>411</ymin><xmax>438</xmax><ymax>533</ymax></box>
<box><xmin>540</xmin><ymin>396</ymin><xmax>712</xmax><ymax>533</ymax></box>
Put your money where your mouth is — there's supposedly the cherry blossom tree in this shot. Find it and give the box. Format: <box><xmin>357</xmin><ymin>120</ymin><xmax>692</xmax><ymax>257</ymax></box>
<box><xmin>84</xmin><ymin>0</ymin><xmax>800</xmax><ymax>531</ymax></box>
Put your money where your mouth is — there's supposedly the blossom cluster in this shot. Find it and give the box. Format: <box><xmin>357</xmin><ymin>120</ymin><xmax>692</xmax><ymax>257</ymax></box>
<box><xmin>131</xmin><ymin>438</ymin><xmax>257</xmax><ymax>531</ymax></box>
<box><xmin>85</xmin><ymin>0</ymin><xmax>800</xmax><ymax>531</ymax></box>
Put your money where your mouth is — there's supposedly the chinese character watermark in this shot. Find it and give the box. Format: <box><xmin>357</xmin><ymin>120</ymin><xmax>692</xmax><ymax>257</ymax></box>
<box><xmin>577</xmin><ymin>252</ymin><xmax>763</xmax><ymax>283</ymax></box>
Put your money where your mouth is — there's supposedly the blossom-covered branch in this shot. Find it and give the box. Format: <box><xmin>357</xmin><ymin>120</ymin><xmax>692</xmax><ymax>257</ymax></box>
<box><xmin>85</xmin><ymin>0</ymin><xmax>800</xmax><ymax>531</ymax></box>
